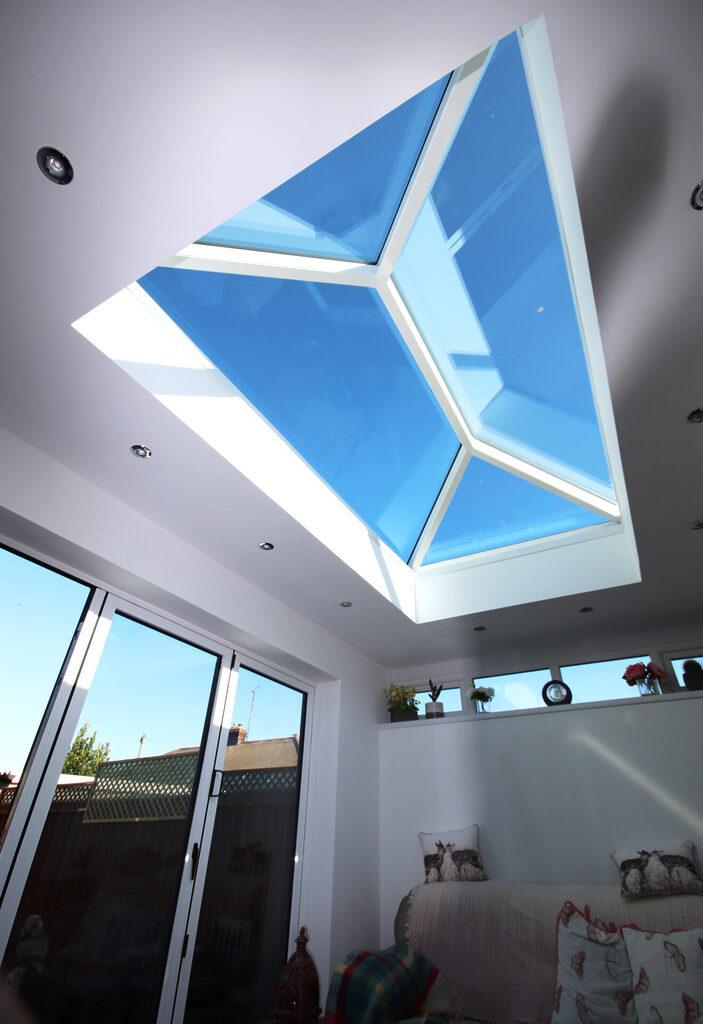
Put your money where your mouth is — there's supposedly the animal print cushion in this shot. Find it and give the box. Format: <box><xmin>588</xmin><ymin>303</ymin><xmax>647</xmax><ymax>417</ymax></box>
<box><xmin>611</xmin><ymin>842</ymin><xmax>703</xmax><ymax>898</ymax></box>
<box><xmin>551</xmin><ymin>902</ymin><xmax>635</xmax><ymax>1024</ymax></box>
<box><xmin>621</xmin><ymin>925</ymin><xmax>703</xmax><ymax>1024</ymax></box>
<box><xmin>418</xmin><ymin>825</ymin><xmax>486</xmax><ymax>884</ymax></box>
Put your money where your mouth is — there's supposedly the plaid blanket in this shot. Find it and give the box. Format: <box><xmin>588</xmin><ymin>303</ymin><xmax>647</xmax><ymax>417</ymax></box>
<box><xmin>324</xmin><ymin>943</ymin><xmax>442</xmax><ymax>1024</ymax></box>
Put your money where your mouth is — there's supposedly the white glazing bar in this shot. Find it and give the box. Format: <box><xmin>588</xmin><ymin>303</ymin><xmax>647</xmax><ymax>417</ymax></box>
<box><xmin>409</xmin><ymin>448</ymin><xmax>471</xmax><ymax>569</ymax></box>
<box><xmin>378</xmin><ymin>276</ymin><xmax>475</xmax><ymax>446</ymax></box>
<box><xmin>378</xmin><ymin>277</ymin><xmax>620</xmax><ymax>520</ymax></box>
<box><xmin>164</xmin><ymin>243</ymin><xmax>379</xmax><ymax>288</ymax></box>
<box><xmin>469</xmin><ymin>437</ymin><xmax>620</xmax><ymax>520</ymax></box>
<box><xmin>518</xmin><ymin>19</ymin><xmax>628</xmax><ymax>524</ymax></box>
<box><xmin>377</xmin><ymin>49</ymin><xmax>490</xmax><ymax>277</ymax></box>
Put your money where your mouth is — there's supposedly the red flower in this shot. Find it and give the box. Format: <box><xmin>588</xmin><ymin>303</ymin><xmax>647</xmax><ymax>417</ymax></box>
<box><xmin>623</xmin><ymin>662</ymin><xmax>647</xmax><ymax>682</ymax></box>
<box><xmin>647</xmin><ymin>662</ymin><xmax>666</xmax><ymax>682</ymax></box>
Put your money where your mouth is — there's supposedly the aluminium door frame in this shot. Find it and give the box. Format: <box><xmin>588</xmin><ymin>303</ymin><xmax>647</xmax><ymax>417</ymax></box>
<box><xmin>165</xmin><ymin>650</ymin><xmax>315</xmax><ymax>1024</ymax></box>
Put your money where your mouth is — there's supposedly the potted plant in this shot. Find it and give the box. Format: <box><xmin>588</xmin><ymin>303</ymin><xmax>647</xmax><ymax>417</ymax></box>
<box><xmin>623</xmin><ymin>661</ymin><xmax>666</xmax><ymax>696</ymax></box>
<box><xmin>425</xmin><ymin>679</ymin><xmax>444</xmax><ymax>719</ymax></box>
<box><xmin>468</xmin><ymin>684</ymin><xmax>495</xmax><ymax>713</ymax></box>
<box><xmin>385</xmin><ymin>684</ymin><xmax>420</xmax><ymax>723</ymax></box>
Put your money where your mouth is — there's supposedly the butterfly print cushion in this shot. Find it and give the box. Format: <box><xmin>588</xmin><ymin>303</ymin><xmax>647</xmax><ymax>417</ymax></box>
<box><xmin>622</xmin><ymin>926</ymin><xmax>703</xmax><ymax>1024</ymax></box>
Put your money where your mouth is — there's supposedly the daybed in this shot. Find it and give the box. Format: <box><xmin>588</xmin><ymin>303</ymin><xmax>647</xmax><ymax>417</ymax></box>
<box><xmin>394</xmin><ymin>880</ymin><xmax>703</xmax><ymax>1024</ymax></box>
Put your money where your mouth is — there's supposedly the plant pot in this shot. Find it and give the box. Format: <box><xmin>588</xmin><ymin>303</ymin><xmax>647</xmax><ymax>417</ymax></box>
<box><xmin>389</xmin><ymin>709</ymin><xmax>419</xmax><ymax>723</ymax></box>
<box><xmin>425</xmin><ymin>701</ymin><xmax>444</xmax><ymax>719</ymax></box>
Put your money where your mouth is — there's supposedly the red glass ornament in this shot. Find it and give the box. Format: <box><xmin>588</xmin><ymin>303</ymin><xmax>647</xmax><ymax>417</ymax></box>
<box><xmin>272</xmin><ymin>926</ymin><xmax>321</xmax><ymax>1023</ymax></box>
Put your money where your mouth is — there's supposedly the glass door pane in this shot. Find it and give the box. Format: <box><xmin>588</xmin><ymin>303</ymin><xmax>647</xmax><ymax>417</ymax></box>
<box><xmin>1</xmin><ymin>610</ymin><xmax>220</xmax><ymax>1024</ymax></box>
<box><xmin>181</xmin><ymin>667</ymin><xmax>306</xmax><ymax>1024</ymax></box>
<box><xmin>0</xmin><ymin>547</ymin><xmax>92</xmax><ymax>844</ymax></box>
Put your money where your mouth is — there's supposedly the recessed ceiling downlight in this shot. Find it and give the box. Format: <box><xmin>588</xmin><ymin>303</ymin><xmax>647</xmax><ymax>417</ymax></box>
<box><xmin>130</xmin><ymin>443</ymin><xmax>152</xmax><ymax>459</ymax></box>
<box><xmin>579</xmin><ymin>606</ymin><xmax>594</xmax><ymax>613</ymax></box>
<box><xmin>691</xmin><ymin>180</ymin><xmax>703</xmax><ymax>211</ymax></box>
<box><xmin>687</xmin><ymin>408</ymin><xmax>703</xmax><ymax>423</ymax></box>
<box><xmin>690</xmin><ymin>520</ymin><xmax>703</xmax><ymax>531</ymax></box>
<box><xmin>36</xmin><ymin>146</ymin><xmax>74</xmax><ymax>185</ymax></box>
<box><xmin>339</xmin><ymin>601</ymin><xmax>353</xmax><ymax>608</ymax></box>
<box><xmin>258</xmin><ymin>541</ymin><xmax>274</xmax><ymax>551</ymax></box>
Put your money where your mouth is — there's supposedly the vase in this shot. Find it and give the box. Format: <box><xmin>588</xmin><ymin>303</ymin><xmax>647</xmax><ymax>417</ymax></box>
<box><xmin>425</xmin><ymin>701</ymin><xmax>444</xmax><ymax>719</ymax></box>
<box><xmin>474</xmin><ymin>700</ymin><xmax>490</xmax><ymax>714</ymax></box>
<box><xmin>636</xmin><ymin>677</ymin><xmax>661</xmax><ymax>696</ymax></box>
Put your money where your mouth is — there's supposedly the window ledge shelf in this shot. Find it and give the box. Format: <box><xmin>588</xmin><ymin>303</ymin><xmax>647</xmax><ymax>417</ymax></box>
<box><xmin>378</xmin><ymin>688</ymin><xmax>703</xmax><ymax>728</ymax></box>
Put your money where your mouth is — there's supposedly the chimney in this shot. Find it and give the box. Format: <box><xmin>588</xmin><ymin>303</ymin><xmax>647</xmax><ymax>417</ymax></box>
<box><xmin>227</xmin><ymin>724</ymin><xmax>247</xmax><ymax>746</ymax></box>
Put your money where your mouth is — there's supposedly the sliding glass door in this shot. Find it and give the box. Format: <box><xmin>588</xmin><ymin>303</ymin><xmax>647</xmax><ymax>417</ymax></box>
<box><xmin>0</xmin><ymin>596</ymin><xmax>235</xmax><ymax>1024</ymax></box>
<box><xmin>0</xmin><ymin>547</ymin><xmax>311</xmax><ymax>1024</ymax></box>
<box><xmin>175</xmin><ymin>665</ymin><xmax>308</xmax><ymax>1024</ymax></box>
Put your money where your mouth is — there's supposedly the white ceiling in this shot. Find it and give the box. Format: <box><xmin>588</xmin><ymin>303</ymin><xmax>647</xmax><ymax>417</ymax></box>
<box><xmin>2</xmin><ymin>0</ymin><xmax>702</xmax><ymax>671</ymax></box>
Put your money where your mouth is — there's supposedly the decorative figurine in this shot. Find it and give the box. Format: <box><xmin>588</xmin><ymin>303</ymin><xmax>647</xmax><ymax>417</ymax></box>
<box><xmin>272</xmin><ymin>926</ymin><xmax>321</xmax><ymax>1023</ymax></box>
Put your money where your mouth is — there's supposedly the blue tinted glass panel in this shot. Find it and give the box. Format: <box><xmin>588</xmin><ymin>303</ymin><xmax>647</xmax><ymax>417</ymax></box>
<box><xmin>473</xmin><ymin>668</ymin><xmax>552</xmax><ymax>713</ymax></box>
<box><xmin>423</xmin><ymin>457</ymin><xmax>606</xmax><ymax>564</ymax></box>
<box><xmin>415</xmin><ymin>686</ymin><xmax>462</xmax><ymax>713</ymax></box>
<box><xmin>139</xmin><ymin>268</ymin><xmax>459</xmax><ymax>560</ymax></box>
<box><xmin>394</xmin><ymin>33</ymin><xmax>613</xmax><ymax>497</ymax></box>
<box><xmin>200</xmin><ymin>76</ymin><xmax>449</xmax><ymax>263</ymax></box>
<box><xmin>561</xmin><ymin>656</ymin><xmax>651</xmax><ymax>704</ymax></box>
<box><xmin>671</xmin><ymin>655</ymin><xmax>703</xmax><ymax>689</ymax></box>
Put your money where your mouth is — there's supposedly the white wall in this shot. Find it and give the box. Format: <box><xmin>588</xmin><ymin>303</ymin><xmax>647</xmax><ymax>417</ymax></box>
<box><xmin>378</xmin><ymin>693</ymin><xmax>703</xmax><ymax>946</ymax></box>
<box><xmin>0</xmin><ymin>426</ymin><xmax>383</xmax><ymax>993</ymax></box>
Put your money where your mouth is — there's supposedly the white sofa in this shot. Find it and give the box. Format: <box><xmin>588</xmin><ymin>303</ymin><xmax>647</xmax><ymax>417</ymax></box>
<box><xmin>395</xmin><ymin>880</ymin><xmax>703</xmax><ymax>1024</ymax></box>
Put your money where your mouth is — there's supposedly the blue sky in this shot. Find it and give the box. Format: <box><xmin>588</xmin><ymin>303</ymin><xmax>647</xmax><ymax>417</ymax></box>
<box><xmin>1</xmin><ymin>547</ymin><xmax>304</xmax><ymax>781</ymax></box>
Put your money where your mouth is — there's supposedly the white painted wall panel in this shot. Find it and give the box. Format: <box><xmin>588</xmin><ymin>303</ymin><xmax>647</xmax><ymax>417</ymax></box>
<box><xmin>379</xmin><ymin>695</ymin><xmax>703</xmax><ymax>945</ymax></box>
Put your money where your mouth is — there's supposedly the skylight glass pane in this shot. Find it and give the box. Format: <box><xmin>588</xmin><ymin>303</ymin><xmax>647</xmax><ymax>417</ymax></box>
<box><xmin>139</xmin><ymin>268</ymin><xmax>460</xmax><ymax>561</ymax></box>
<box><xmin>394</xmin><ymin>32</ymin><xmax>613</xmax><ymax>498</ymax></box>
<box><xmin>423</xmin><ymin>457</ymin><xmax>607</xmax><ymax>564</ymax></box>
<box><xmin>199</xmin><ymin>75</ymin><xmax>449</xmax><ymax>263</ymax></box>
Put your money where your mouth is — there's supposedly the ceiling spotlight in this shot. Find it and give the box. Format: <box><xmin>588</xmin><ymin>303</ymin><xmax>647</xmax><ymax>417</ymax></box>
<box><xmin>687</xmin><ymin>408</ymin><xmax>703</xmax><ymax>423</ymax></box>
<box><xmin>36</xmin><ymin>146</ymin><xmax>74</xmax><ymax>185</ymax></box>
<box><xmin>691</xmin><ymin>179</ymin><xmax>703</xmax><ymax>211</ymax></box>
<box><xmin>130</xmin><ymin>443</ymin><xmax>152</xmax><ymax>459</ymax></box>
<box><xmin>579</xmin><ymin>606</ymin><xmax>594</xmax><ymax>613</ymax></box>
<box><xmin>339</xmin><ymin>601</ymin><xmax>352</xmax><ymax>608</ymax></box>
<box><xmin>258</xmin><ymin>541</ymin><xmax>275</xmax><ymax>551</ymax></box>
<box><xmin>690</xmin><ymin>520</ymin><xmax>703</xmax><ymax>531</ymax></box>
<box><xmin>473</xmin><ymin>625</ymin><xmax>486</xmax><ymax>632</ymax></box>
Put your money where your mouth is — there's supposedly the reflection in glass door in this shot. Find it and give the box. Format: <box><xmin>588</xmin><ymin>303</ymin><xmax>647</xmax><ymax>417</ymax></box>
<box><xmin>1</xmin><ymin>609</ymin><xmax>224</xmax><ymax>1024</ymax></box>
<box><xmin>180</xmin><ymin>666</ymin><xmax>306</xmax><ymax>1024</ymax></box>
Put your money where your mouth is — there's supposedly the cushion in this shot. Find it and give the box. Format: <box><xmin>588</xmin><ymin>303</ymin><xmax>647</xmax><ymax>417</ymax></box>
<box><xmin>611</xmin><ymin>842</ymin><xmax>703</xmax><ymax>898</ymax></box>
<box><xmin>418</xmin><ymin>826</ymin><xmax>485</xmax><ymax>884</ymax></box>
<box><xmin>324</xmin><ymin>943</ymin><xmax>439</xmax><ymax>1024</ymax></box>
<box><xmin>621</xmin><ymin>924</ymin><xmax>703</xmax><ymax>1023</ymax></box>
<box><xmin>551</xmin><ymin>901</ymin><xmax>635</xmax><ymax>1024</ymax></box>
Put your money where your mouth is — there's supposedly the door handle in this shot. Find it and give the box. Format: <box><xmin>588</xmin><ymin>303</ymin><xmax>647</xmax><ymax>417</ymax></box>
<box><xmin>190</xmin><ymin>842</ymin><xmax>199</xmax><ymax>880</ymax></box>
<box><xmin>210</xmin><ymin>769</ymin><xmax>223</xmax><ymax>798</ymax></box>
